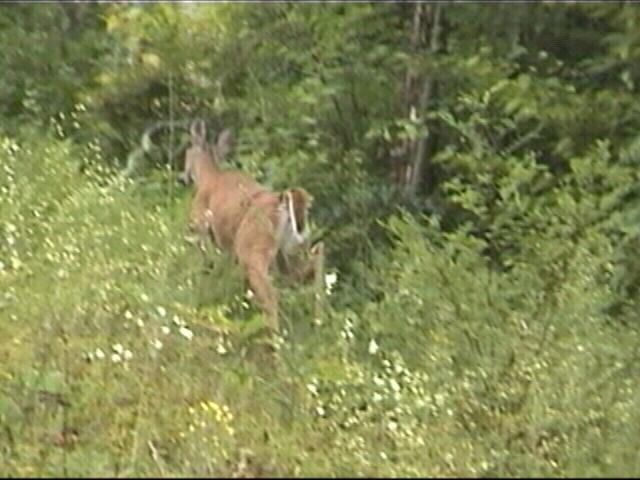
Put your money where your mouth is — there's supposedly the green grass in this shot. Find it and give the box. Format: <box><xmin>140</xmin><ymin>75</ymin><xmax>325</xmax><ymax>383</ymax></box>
<box><xmin>1</xmin><ymin>132</ymin><xmax>640</xmax><ymax>477</ymax></box>
<box><xmin>0</xmin><ymin>133</ymin><xmax>346</xmax><ymax>477</ymax></box>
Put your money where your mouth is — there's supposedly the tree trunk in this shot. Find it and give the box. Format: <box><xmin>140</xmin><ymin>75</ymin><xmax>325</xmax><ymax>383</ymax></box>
<box><xmin>397</xmin><ymin>3</ymin><xmax>444</xmax><ymax>198</ymax></box>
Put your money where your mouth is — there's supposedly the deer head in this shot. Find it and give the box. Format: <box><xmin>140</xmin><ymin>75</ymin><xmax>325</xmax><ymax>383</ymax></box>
<box><xmin>178</xmin><ymin>119</ymin><xmax>235</xmax><ymax>187</ymax></box>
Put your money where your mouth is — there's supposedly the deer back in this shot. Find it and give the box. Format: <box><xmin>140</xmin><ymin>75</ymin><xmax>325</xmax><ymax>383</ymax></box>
<box><xmin>202</xmin><ymin>171</ymin><xmax>267</xmax><ymax>250</ymax></box>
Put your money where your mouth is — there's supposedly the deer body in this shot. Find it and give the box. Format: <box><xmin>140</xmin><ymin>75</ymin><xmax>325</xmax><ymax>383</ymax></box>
<box><xmin>179</xmin><ymin>120</ymin><xmax>321</xmax><ymax>332</ymax></box>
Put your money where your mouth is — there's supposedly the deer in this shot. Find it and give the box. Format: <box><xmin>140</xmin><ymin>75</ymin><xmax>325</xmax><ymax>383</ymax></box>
<box><xmin>178</xmin><ymin>119</ymin><xmax>324</xmax><ymax>334</ymax></box>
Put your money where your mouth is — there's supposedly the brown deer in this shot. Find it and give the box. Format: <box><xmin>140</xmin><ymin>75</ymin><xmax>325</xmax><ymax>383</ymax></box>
<box><xmin>178</xmin><ymin>119</ymin><xmax>324</xmax><ymax>333</ymax></box>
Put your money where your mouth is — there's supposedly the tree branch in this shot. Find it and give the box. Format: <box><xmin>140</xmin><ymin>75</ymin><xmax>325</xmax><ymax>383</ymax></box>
<box><xmin>503</xmin><ymin>122</ymin><xmax>543</xmax><ymax>157</ymax></box>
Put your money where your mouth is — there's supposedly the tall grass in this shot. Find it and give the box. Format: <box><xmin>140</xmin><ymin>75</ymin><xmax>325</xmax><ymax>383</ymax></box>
<box><xmin>1</xmin><ymin>131</ymin><xmax>639</xmax><ymax>477</ymax></box>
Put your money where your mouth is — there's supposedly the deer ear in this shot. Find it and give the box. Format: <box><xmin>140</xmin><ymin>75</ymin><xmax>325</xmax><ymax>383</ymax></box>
<box><xmin>215</xmin><ymin>128</ymin><xmax>235</xmax><ymax>163</ymax></box>
<box><xmin>190</xmin><ymin>119</ymin><xmax>207</xmax><ymax>147</ymax></box>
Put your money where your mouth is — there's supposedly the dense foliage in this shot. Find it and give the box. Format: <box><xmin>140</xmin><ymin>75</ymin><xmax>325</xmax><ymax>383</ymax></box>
<box><xmin>1</xmin><ymin>3</ymin><xmax>640</xmax><ymax>476</ymax></box>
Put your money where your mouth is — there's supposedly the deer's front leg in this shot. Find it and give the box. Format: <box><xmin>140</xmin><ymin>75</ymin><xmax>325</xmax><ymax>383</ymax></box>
<box><xmin>189</xmin><ymin>200</ymin><xmax>219</xmax><ymax>270</ymax></box>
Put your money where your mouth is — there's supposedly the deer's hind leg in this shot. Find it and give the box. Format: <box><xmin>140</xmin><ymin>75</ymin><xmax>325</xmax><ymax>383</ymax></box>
<box><xmin>235</xmin><ymin>212</ymin><xmax>280</xmax><ymax>333</ymax></box>
<box><xmin>241</xmin><ymin>253</ymin><xmax>279</xmax><ymax>332</ymax></box>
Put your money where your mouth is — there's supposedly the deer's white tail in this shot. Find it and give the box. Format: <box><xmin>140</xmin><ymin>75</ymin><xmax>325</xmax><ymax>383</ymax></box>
<box><xmin>278</xmin><ymin>188</ymin><xmax>311</xmax><ymax>256</ymax></box>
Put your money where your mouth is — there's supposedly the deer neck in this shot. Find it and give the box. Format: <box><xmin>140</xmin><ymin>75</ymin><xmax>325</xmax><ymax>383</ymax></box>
<box><xmin>195</xmin><ymin>152</ymin><xmax>220</xmax><ymax>186</ymax></box>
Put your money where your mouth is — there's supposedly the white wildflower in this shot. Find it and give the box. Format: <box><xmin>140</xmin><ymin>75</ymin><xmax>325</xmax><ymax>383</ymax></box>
<box><xmin>307</xmin><ymin>383</ymin><xmax>318</xmax><ymax>396</ymax></box>
<box><xmin>341</xmin><ymin>329</ymin><xmax>354</xmax><ymax>341</ymax></box>
<box><xmin>216</xmin><ymin>342</ymin><xmax>227</xmax><ymax>355</ymax></box>
<box><xmin>172</xmin><ymin>314</ymin><xmax>184</xmax><ymax>326</ymax></box>
<box><xmin>151</xmin><ymin>338</ymin><xmax>163</xmax><ymax>350</ymax></box>
<box><xmin>324</xmin><ymin>272</ymin><xmax>338</xmax><ymax>295</ymax></box>
<box><xmin>246</xmin><ymin>289</ymin><xmax>254</xmax><ymax>300</ymax></box>
<box><xmin>112</xmin><ymin>343</ymin><xmax>124</xmax><ymax>355</ymax></box>
<box><xmin>373</xmin><ymin>392</ymin><xmax>383</xmax><ymax>403</ymax></box>
<box><xmin>124</xmin><ymin>310</ymin><xmax>133</xmax><ymax>320</ymax></box>
<box><xmin>111</xmin><ymin>353</ymin><xmax>122</xmax><ymax>363</ymax></box>
<box><xmin>389</xmin><ymin>379</ymin><xmax>401</xmax><ymax>393</ymax></box>
<box><xmin>141</xmin><ymin>293</ymin><xmax>149</xmax><ymax>302</ymax></box>
<box><xmin>368</xmin><ymin>338</ymin><xmax>379</xmax><ymax>355</ymax></box>
<box><xmin>388</xmin><ymin>421</ymin><xmax>398</xmax><ymax>432</ymax></box>
<box><xmin>161</xmin><ymin>326</ymin><xmax>170</xmax><ymax>335</ymax></box>
<box><xmin>123</xmin><ymin>350</ymin><xmax>133</xmax><ymax>361</ymax></box>
<box><xmin>316</xmin><ymin>406</ymin><xmax>325</xmax><ymax>417</ymax></box>
<box><xmin>94</xmin><ymin>348</ymin><xmax>105</xmax><ymax>360</ymax></box>
<box><xmin>156</xmin><ymin>306</ymin><xmax>166</xmax><ymax>317</ymax></box>
<box><xmin>373</xmin><ymin>376</ymin><xmax>385</xmax><ymax>387</ymax></box>
<box><xmin>136</xmin><ymin>318</ymin><xmax>145</xmax><ymax>328</ymax></box>
<box><xmin>179</xmin><ymin>326</ymin><xmax>194</xmax><ymax>340</ymax></box>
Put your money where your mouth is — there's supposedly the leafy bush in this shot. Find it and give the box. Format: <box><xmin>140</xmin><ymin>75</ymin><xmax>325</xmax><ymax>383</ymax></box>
<box><xmin>3</xmin><ymin>3</ymin><xmax>640</xmax><ymax>477</ymax></box>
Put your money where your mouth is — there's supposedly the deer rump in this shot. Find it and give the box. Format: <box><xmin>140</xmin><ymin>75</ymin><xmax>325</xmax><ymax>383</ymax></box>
<box><xmin>196</xmin><ymin>178</ymin><xmax>313</xmax><ymax>332</ymax></box>
<box><xmin>191</xmin><ymin>172</ymin><xmax>310</xmax><ymax>263</ymax></box>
